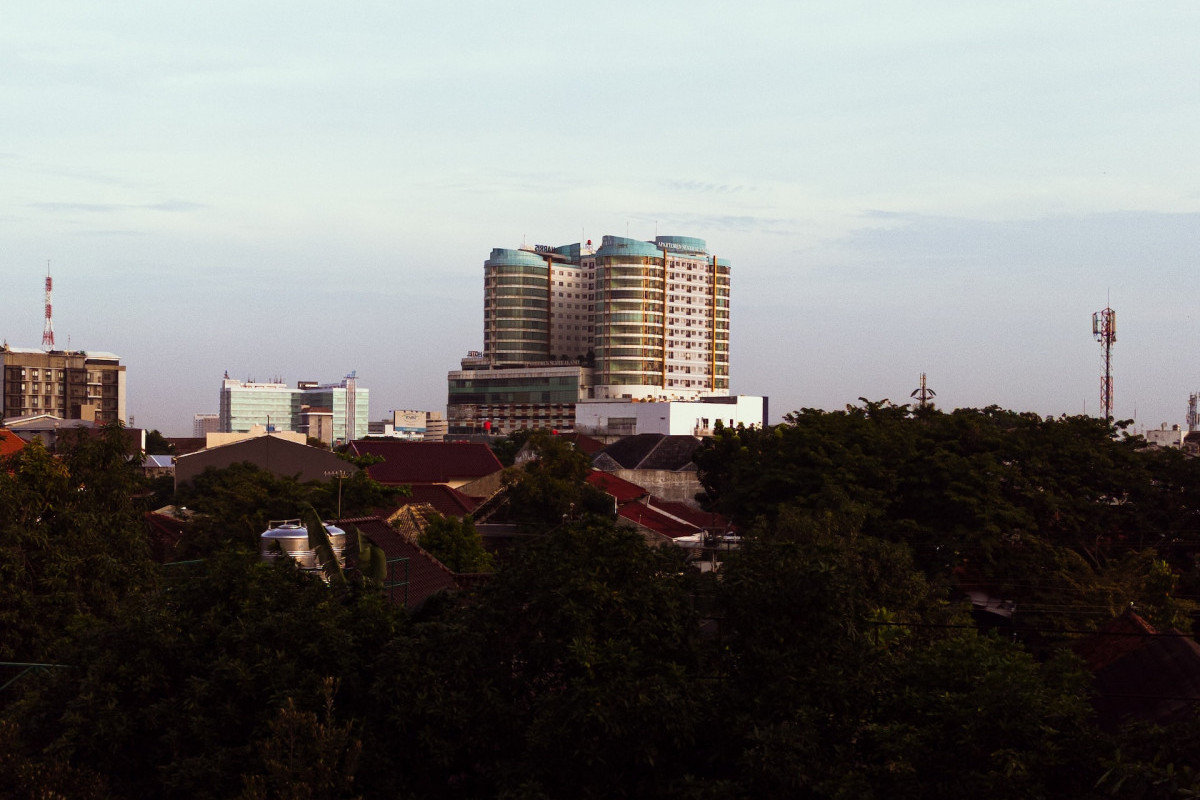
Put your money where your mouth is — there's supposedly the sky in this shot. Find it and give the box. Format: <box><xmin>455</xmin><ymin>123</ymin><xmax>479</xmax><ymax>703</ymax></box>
<box><xmin>3</xmin><ymin>2</ymin><xmax>1198</xmax><ymax>436</ymax></box>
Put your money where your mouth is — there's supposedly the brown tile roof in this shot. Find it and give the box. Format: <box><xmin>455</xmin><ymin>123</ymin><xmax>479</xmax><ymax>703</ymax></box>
<box><xmin>333</xmin><ymin>515</ymin><xmax>459</xmax><ymax>608</ymax></box>
<box><xmin>350</xmin><ymin>440</ymin><xmax>503</xmax><ymax>485</ymax></box>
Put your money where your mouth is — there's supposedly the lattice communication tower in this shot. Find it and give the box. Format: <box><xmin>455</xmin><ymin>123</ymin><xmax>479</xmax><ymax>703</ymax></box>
<box><xmin>41</xmin><ymin>263</ymin><xmax>55</xmax><ymax>351</ymax></box>
<box><xmin>1092</xmin><ymin>307</ymin><xmax>1116</xmax><ymax>420</ymax></box>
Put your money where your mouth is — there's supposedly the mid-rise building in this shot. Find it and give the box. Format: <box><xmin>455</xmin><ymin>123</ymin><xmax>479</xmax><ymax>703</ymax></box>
<box><xmin>452</xmin><ymin>234</ymin><xmax>732</xmax><ymax>434</ymax></box>
<box><xmin>193</xmin><ymin>413</ymin><xmax>221</xmax><ymax>437</ymax></box>
<box><xmin>1</xmin><ymin>345</ymin><xmax>126</xmax><ymax>424</ymax></box>
<box><xmin>219</xmin><ymin>372</ymin><xmax>368</xmax><ymax>444</ymax></box>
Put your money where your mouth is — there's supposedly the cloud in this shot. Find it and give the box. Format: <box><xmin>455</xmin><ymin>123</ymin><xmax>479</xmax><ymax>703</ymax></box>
<box><xmin>663</xmin><ymin>180</ymin><xmax>756</xmax><ymax>195</ymax></box>
<box><xmin>629</xmin><ymin>210</ymin><xmax>795</xmax><ymax>236</ymax></box>
<box><xmin>29</xmin><ymin>200</ymin><xmax>206</xmax><ymax>214</ymax></box>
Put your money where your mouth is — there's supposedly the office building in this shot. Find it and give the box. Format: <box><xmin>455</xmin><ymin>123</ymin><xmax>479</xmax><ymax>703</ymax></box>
<box><xmin>451</xmin><ymin>234</ymin><xmax>731</xmax><ymax>434</ymax></box>
<box><xmin>219</xmin><ymin>372</ymin><xmax>368</xmax><ymax>444</ymax></box>
<box><xmin>1</xmin><ymin>345</ymin><xmax>126</xmax><ymax>424</ymax></box>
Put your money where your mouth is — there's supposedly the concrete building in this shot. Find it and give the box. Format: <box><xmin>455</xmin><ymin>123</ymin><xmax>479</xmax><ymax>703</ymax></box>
<box><xmin>1</xmin><ymin>345</ymin><xmax>126</xmax><ymax>424</ymax></box>
<box><xmin>218</xmin><ymin>372</ymin><xmax>368</xmax><ymax>444</ymax></box>
<box><xmin>193</xmin><ymin>413</ymin><xmax>220</xmax><ymax>437</ymax></box>
<box><xmin>447</xmin><ymin>357</ymin><xmax>592</xmax><ymax>434</ymax></box>
<box><xmin>174</xmin><ymin>434</ymin><xmax>354</xmax><ymax>489</ymax></box>
<box><xmin>575</xmin><ymin>396</ymin><xmax>765</xmax><ymax>438</ymax></box>
<box><xmin>367</xmin><ymin>410</ymin><xmax>449</xmax><ymax>441</ymax></box>
<box><xmin>450</xmin><ymin>233</ymin><xmax>732</xmax><ymax>434</ymax></box>
<box><xmin>1144</xmin><ymin>423</ymin><xmax>1186</xmax><ymax>449</ymax></box>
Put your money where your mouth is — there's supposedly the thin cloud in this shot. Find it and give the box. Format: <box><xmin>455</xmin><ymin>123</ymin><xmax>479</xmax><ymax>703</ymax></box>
<box><xmin>30</xmin><ymin>200</ymin><xmax>206</xmax><ymax>214</ymax></box>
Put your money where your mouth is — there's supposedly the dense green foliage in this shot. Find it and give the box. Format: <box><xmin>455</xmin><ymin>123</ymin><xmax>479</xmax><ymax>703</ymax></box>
<box><xmin>3</xmin><ymin>409</ymin><xmax>1200</xmax><ymax>797</ymax></box>
<box><xmin>695</xmin><ymin>403</ymin><xmax>1200</xmax><ymax>634</ymax></box>
<box><xmin>500</xmin><ymin>429</ymin><xmax>613</xmax><ymax>529</ymax></box>
<box><xmin>416</xmin><ymin>513</ymin><xmax>494</xmax><ymax>573</ymax></box>
<box><xmin>174</xmin><ymin>462</ymin><xmax>405</xmax><ymax>557</ymax></box>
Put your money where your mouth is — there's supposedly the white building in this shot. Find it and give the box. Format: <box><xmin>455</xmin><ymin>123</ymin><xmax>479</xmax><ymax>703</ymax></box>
<box><xmin>1144</xmin><ymin>423</ymin><xmax>1186</xmax><ymax>449</ymax></box>
<box><xmin>575</xmin><ymin>396</ymin><xmax>765</xmax><ymax>438</ymax></box>
<box><xmin>367</xmin><ymin>410</ymin><xmax>448</xmax><ymax>441</ymax></box>
<box><xmin>219</xmin><ymin>373</ymin><xmax>368</xmax><ymax>444</ymax></box>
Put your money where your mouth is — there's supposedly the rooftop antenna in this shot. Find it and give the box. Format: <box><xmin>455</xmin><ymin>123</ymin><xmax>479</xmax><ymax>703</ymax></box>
<box><xmin>41</xmin><ymin>261</ymin><xmax>55</xmax><ymax>351</ymax></box>
<box><xmin>1092</xmin><ymin>305</ymin><xmax>1117</xmax><ymax>420</ymax></box>
<box><xmin>910</xmin><ymin>372</ymin><xmax>936</xmax><ymax>409</ymax></box>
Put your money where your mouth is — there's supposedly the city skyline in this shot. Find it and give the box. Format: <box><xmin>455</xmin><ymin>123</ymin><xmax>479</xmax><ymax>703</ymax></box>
<box><xmin>3</xmin><ymin>3</ymin><xmax>1198</xmax><ymax>435</ymax></box>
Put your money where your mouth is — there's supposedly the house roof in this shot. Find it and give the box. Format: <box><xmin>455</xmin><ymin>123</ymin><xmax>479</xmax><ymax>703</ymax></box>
<box><xmin>143</xmin><ymin>510</ymin><xmax>189</xmax><ymax>563</ymax></box>
<box><xmin>398</xmin><ymin>484</ymin><xmax>481</xmax><ymax>517</ymax></box>
<box><xmin>142</xmin><ymin>454</ymin><xmax>175</xmax><ymax>469</ymax></box>
<box><xmin>558</xmin><ymin>432</ymin><xmax>607</xmax><ymax>455</ymax></box>
<box><xmin>1073</xmin><ymin>608</ymin><xmax>1158</xmax><ymax>672</ymax></box>
<box><xmin>174</xmin><ymin>435</ymin><xmax>354</xmax><ymax>486</ymax></box>
<box><xmin>594</xmin><ymin>434</ymin><xmax>701</xmax><ymax>471</ymax></box>
<box><xmin>586</xmin><ymin>470</ymin><xmax>648</xmax><ymax>504</ymax></box>
<box><xmin>0</xmin><ymin>429</ymin><xmax>26</xmax><ymax>457</ymax></box>
<box><xmin>649</xmin><ymin>498</ymin><xmax>728</xmax><ymax>531</ymax></box>
<box><xmin>350</xmin><ymin>440</ymin><xmax>503</xmax><ymax>485</ymax></box>
<box><xmin>333</xmin><ymin>515</ymin><xmax>460</xmax><ymax>608</ymax></box>
<box><xmin>1073</xmin><ymin>609</ymin><xmax>1200</xmax><ymax>727</ymax></box>
<box><xmin>617</xmin><ymin>502</ymin><xmax>703</xmax><ymax>539</ymax></box>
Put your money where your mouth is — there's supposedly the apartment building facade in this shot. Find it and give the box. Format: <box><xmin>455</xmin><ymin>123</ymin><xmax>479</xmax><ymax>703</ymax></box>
<box><xmin>1</xmin><ymin>345</ymin><xmax>127</xmax><ymax>424</ymax></box>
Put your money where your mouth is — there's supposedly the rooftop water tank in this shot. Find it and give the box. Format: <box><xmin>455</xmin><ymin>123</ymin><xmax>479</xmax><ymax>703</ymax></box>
<box><xmin>260</xmin><ymin>519</ymin><xmax>346</xmax><ymax>571</ymax></box>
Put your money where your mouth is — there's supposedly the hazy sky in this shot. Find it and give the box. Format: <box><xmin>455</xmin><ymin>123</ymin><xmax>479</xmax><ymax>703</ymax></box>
<box><xmin>3</xmin><ymin>2</ymin><xmax>1198</xmax><ymax>435</ymax></box>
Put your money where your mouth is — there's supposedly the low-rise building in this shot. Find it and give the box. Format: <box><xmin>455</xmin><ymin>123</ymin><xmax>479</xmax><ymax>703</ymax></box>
<box><xmin>447</xmin><ymin>357</ymin><xmax>592</xmax><ymax>435</ymax></box>
<box><xmin>575</xmin><ymin>395</ymin><xmax>766</xmax><ymax>438</ymax></box>
<box><xmin>368</xmin><ymin>410</ymin><xmax>449</xmax><ymax>441</ymax></box>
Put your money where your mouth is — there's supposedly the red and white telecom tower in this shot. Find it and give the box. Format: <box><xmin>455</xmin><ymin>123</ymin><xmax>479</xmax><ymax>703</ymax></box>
<box><xmin>41</xmin><ymin>263</ymin><xmax>55</xmax><ymax>351</ymax></box>
<box><xmin>1092</xmin><ymin>307</ymin><xmax>1116</xmax><ymax>420</ymax></box>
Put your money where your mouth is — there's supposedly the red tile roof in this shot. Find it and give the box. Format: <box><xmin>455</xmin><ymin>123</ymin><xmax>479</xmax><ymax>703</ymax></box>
<box><xmin>586</xmin><ymin>470</ymin><xmax>648</xmax><ymax>504</ymax></box>
<box><xmin>617</xmin><ymin>502</ymin><xmax>703</xmax><ymax>539</ymax></box>
<box><xmin>0</xmin><ymin>429</ymin><xmax>26</xmax><ymax>457</ymax></box>
<box><xmin>649</xmin><ymin>499</ymin><xmax>728</xmax><ymax>531</ymax></box>
<box><xmin>350</xmin><ymin>440</ymin><xmax>503</xmax><ymax>485</ymax></box>
<box><xmin>399</xmin><ymin>484</ymin><xmax>481</xmax><ymax>517</ymax></box>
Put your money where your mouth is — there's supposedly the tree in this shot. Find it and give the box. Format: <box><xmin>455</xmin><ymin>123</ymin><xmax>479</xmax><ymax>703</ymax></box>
<box><xmin>0</xmin><ymin>424</ymin><xmax>156</xmax><ymax>661</ymax></box>
<box><xmin>145</xmin><ymin>429</ymin><xmax>174</xmax><ymax>455</ymax></box>
<box><xmin>416</xmin><ymin>514</ymin><xmax>493</xmax><ymax>573</ymax></box>
<box><xmin>8</xmin><ymin>548</ymin><xmax>400</xmax><ymax>800</ymax></box>
<box><xmin>501</xmin><ymin>430</ymin><xmax>611</xmax><ymax>530</ymax></box>
<box><xmin>362</xmin><ymin>519</ymin><xmax>708</xmax><ymax>799</ymax></box>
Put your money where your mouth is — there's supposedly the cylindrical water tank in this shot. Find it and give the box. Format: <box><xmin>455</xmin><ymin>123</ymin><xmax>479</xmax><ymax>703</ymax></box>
<box><xmin>261</xmin><ymin>521</ymin><xmax>346</xmax><ymax>571</ymax></box>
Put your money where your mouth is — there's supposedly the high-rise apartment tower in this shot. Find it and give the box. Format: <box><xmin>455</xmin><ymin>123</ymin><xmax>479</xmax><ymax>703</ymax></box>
<box><xmin>482</xmin><ymin>235</ymin><xmax>730</xmax><ymax>399</ymax></box>
<box><xmin>453</xmin><ymin>234</ymin><xmax>731</xmax><ymax>434</ymax></box>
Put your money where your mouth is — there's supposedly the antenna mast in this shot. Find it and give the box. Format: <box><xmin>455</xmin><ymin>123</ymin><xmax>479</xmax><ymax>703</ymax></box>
<box><xmin>1092</xmin><ymin>307</ymin><xmax>1116</xmax><ymax>420</ymax></box>
<box><xmin>41</xmin><ymin>261</ymin><xmax>55</xmax><ymax>351</ymax></box>
<box><xmin>910</xmin><ymin>372</ymin><xmax>936</xmax><ymax>409</ymax></box>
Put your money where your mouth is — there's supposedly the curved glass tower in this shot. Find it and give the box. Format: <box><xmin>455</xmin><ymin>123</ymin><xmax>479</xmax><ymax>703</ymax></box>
<box><xmin>483</xmin><ymin>248</ymin><xmax>550</xmax><ymax>363</ymax></box>
<box><xmin>593</xmin><ymin>235</ymin><xmax>666</xmax><ymax>391</ymax></box>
